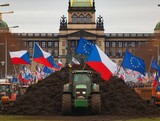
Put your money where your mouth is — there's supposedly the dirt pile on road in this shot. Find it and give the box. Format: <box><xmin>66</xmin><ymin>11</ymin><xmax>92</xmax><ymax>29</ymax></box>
<box><xmin>6</xmin><ymin>65</ymin><xmax>160</xmax><ymax>116</ymax></box>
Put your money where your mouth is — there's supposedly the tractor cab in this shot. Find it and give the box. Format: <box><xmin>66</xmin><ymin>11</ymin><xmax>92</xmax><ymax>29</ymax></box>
<box><xmin>0</xmin><ymin>79</ymin><xmax>16</xmax><ymax>111</ymax></box>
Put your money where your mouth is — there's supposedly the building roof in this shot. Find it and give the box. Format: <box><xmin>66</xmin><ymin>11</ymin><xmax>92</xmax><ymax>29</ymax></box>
<box><xmin>0</xmin><ymin>20</ymin><xmax>8</xmax><ymax>29</ymax></box>
<box><xmin>71</xmin><ymin>0</ymin><xmax>93</xmax><ymax>7</ymax></box>
<box><xmin>154</xmin><ymin>21</ymin><xmax>160</xmax><ymax>30</ymax></box>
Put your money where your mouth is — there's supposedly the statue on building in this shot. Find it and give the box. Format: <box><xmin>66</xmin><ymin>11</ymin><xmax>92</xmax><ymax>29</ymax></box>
<box><xmin>96</xmin><ymin>15</ymin><xmax>104</xmax><ymax>28</ymax></box>
<box><xmin>60</xmin><ymin>15</ymin><xmax>67</xmax><ymax>26</ymax></box>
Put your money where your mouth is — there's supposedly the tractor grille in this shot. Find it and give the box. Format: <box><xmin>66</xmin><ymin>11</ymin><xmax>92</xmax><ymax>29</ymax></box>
<box><xmin>76</xmin><ymin>89</ymin><xmax>87</xmax><ymax>99</ymax></box>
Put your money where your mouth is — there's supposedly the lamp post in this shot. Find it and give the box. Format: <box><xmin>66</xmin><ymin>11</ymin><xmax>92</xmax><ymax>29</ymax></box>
<box><xmin>5</xmin><ymin>26</ymin><xmax>18</xmax><ymax>79</ymax></box>
<box><xmin>0</xmin><ymin>4</ymin><xmax>9</xmax><ymax>7</ymax></box>
<box><xmin>154</xmin><ymin>44</ymin><xmax>159</xmax><ymax>65</ymax></box>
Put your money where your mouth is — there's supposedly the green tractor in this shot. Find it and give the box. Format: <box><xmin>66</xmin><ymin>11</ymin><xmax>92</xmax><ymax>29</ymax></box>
<box><xmin>62</xmin><ymin>70</ymin><xmax>101</xmax><ymax>114</ymax></box>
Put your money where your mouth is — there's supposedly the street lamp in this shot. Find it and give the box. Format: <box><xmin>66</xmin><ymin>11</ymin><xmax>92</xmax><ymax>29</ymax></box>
<box><xmin>9</xmin><ymin>26</ymin><xmax>19</xmax><ymax>28</ymax></box>
<box><xmin>0</xmin><ymin>4</ymin><xmax>9</xmax><ymax>7</ymax></box>
<box><xmin>5</xmin><ymin>26</ymin><xmax>19</xmax><ymax>79</ymax></box>
<box><xmin>154</xmin><ymin>44</ymin><xmax>159</xmax><ymax>65</ymax></box>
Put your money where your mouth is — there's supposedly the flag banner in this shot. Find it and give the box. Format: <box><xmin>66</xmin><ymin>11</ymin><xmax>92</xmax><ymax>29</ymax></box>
<box><xmin>52</xmin><ymin>63</ymin><xmax>60</xmax><ymax>71</ymax></box>
<box><xmin>76</xmin><ymin>38</ymin><xmax>95</xmax><ymax>55</ymax></box>
<box><xmin>33</xmin><ymin>43</ymin><xmax>55</xmax><ymax>68</ymax></box>
<box><xmin>9</xmin><ymin>50</ymin><xmax>30</xmax><ymax>65</ymax></box>
<box><xmin>72</xmin><ymin>57</ymin><xmax>80</xmax><ymax>65</ymax></box>
<box><xmin>58</xmin><ymin>60</ymin><xmax>63</xmax><ymax>67</ymax></box>
<box><xmin>153</xmin><ymin>75</ymin><xmax>159</xmax><ymax>87</ymax></box>
<box><xmin>12</xmin><ymin>76</ymin><xmax>18</xmax><ymax>83</ymax></box>
<box><xmin>42</xmin><ymin>66</ymin><xmax>53</xmax><ymax>74</ymax></box>
<box><xmin>151</xmin><ymin>59</ymin><xmax>158</xmax><ymax>70</ymax></box>
<box><xmin>86</xmin><ymin>45</ymin><xmax>117</xmax><ymax>81</ymax></box>
<box><xmin>121</xmin><ymin>50</ymin><xmax>146</xmax><ymax>75</ymax></box>
<box><xmin>19</xmin><ymin>73</ymin><xmax>30</xmax><ymax>84</ymax></box>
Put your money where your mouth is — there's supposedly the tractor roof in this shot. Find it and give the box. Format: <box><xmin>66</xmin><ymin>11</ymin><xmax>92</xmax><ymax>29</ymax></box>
<box><xmin>72</xmin><ymin>70</ymin><xmax>92</xmax><ymax>74</ymax></box>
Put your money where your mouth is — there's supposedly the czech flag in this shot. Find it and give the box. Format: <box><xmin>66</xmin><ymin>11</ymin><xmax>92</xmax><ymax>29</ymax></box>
<box><xmin>86</xmin><ymin>45</ymin><xmax>117</xmax><ymax>81</ymax></box>
<box><xmin>52</xmin><ymin>63</ymin><xmax>60</xmax><ymax>71</ymax></box>
<box><xmin>9</xmin><ymin>50</ymin><xmax>30</xmax><ymax>65</ymax></box>
<box><xmin>33</xmin><ymin>43</ymin><xmax>55</xmax><ymax>68</ymax></box>
<box><xmin>58</xmin><ymin>60</ymin><xmax>63</xmax><ymax>67</ymax></box>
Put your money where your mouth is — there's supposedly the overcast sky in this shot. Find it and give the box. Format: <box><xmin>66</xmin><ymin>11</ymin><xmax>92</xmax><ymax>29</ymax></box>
<box><xmin>0</xmin><ymin>0</ymin><xmax>160</xmax><ymax>33</ymax></box>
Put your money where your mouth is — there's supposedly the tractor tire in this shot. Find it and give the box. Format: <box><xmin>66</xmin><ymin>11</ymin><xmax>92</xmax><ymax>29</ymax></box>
<box><xmin>62</xmin><ymin>94</ymin><xmax>72</xmax><ymax>115</ymax></box>
<box><xmin>91</xmin><ymin>94</ymin><xmax>101</xmax><ymax>114</ymax></box>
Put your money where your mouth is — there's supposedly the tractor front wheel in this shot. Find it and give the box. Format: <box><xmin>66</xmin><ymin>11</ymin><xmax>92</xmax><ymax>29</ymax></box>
<box><xmin>62</xmin><ymin>94</ymin><xmax>72</xmax><ymax>115</ymax></box>
<box><xmin>91</xmin><ymin>94</ymin><xmax>101</xmax><ymax>114</ymax></box>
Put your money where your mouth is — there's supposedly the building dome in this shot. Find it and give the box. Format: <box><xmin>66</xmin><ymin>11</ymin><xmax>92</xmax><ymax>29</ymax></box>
<box><xmin>0</xmin><ymin>20</ymin><xmax>9</xmax><ymax>30</ymax></box>
<box><xmin>71</xmin><ymin>0</ymin><xmax>93</xmax><ymax>7</ymax></box>
<box><xmin>154</xmin><ymin>21</ymin><xmax>160</xmax><ymax>30</ymax></box>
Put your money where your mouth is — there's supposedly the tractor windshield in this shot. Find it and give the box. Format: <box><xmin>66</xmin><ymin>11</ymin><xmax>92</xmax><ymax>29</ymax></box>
<box><xmin>73</xmin><ymin>73</ymin><xmax>92</xmax><ymax>95</ymax></box>
<box><xmin>73</xmin><ymin>74</ymin><xmax>91</xmax><ymax>84</ymax></box>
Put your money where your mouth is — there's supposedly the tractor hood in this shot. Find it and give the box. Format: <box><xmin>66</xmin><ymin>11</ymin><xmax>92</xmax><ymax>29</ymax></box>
<box><xmin>75</xmin><ymin>84</ymin><xmax>87</xmax><ymax>89</ymax></box>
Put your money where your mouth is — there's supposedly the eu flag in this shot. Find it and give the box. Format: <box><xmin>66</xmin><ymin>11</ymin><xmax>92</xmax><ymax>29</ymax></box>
<box><xmin>76</xmin><ymin>38</ymin><xmax>95</xmax><ymax>55</ymax></box>
<box><xmin>151</xmin><ymin>59</ymin><xmax>158</xmax><ymax>70</ymax></box>
<box><xmin>121</xmin><ymin>50</ymin><xmax>146</xmax><ymax>75</ymax></box>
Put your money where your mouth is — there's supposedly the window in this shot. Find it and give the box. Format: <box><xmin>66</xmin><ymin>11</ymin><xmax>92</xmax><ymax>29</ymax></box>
<box><xmin>131</xmin><ymin>42</ymin><xmax>135</xmax><ymax>47</ymax></box>
<box><xmin>72</xmin><ymin>14</ymin><xmax>78</xmax><ymax>23</ymax></box>
<box><xmin>71</xmin><ymin>40</ymin><xmax>76</xmax><ymax>47</ymax></box>
<box><xmin>29</xmin><ymin>42</ymin><xmax>33</xmax><ymax>48</ymax></box>
<box><xmin>23</xmin><ymin>42</ymin><xmax>27</xmax><ymax>47</ymax></box>
<box><xmin>118</xmin><ymin>42</ymin><xmax>122</xmax><ymax>47</ymax></box>
<box><xmin>53</xmin><ymin>50</ymin><xmax>58</xmax><ymax>57</ymax></box>
<box><xmin>62</xmin><ymin>49</ymin><xmax>65</xmax><ymax>55</ymax></box>
<box><xmin>79</xmin><ymin>14</ymin><xmax>84</xmax><ymax>23</ymax></box>
<box><xmin>42</xmin><ymin>42</ymin><xmax>46</xmax><ymax>48</ymax></box>
<box><xmin>123</xmin><ymin>42</ymin><xmax>128</xmax><ymax>47</ymax></box>
<box><xmin>86</xmin><ymin>14</ymin><xmax>91</xmax><ymax>23</ymax></box>
<box><xmin>48</xmin><ymin>42</ymin><xmax>52</xmax><ymax>48</ymax></box>
<box><xmin>53</xmin><ymin>42</ymin><xmax>58</xmax><ymax>48</ymax></box>
<box><xmin>111</xmin><ymin>42</ymin><xmax>116</xmax><ymax>47</ymax></box>
<box><xmin>106</xmin><ymin>42</ymin><xmax>110</xmax><ymax>48</ymax></box>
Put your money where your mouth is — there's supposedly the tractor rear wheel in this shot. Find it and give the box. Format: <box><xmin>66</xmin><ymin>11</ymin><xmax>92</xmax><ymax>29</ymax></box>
<box><xmin>91</xmin><ymin>94</ymin><xmax>101</xmax><ymax>114</ymax></box>
<box><xmin>62</xmin><ymin>94</ymin><xmax>72</xmax><ymax>115</ymax></box>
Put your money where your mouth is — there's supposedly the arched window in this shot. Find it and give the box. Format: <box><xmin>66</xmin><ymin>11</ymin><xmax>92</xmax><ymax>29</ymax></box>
<box><xmin>86</xmin><ymin>14</ymin><xmax>92</xmax><ymax>23</ymax></box>
<box><xmin>72</xmin><ymin>14</ymin><xmax>78</xmax><ymax>23</ymax></box>
<box><xmin>79</xmin><ymin>14</ymin><xmax>84</xmax><ymax>23</ymax></box>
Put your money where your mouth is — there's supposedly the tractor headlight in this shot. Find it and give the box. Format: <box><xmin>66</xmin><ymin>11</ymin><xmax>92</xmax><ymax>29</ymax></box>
<box><xmin>76</xmin><ymin>91</ymin><xmax>80</xmax><ymax>94</ymax></box>
<box><xmin>82</xmin><ymin>91</ymin><xmax>86</xmax><ymax>94</ymax></box>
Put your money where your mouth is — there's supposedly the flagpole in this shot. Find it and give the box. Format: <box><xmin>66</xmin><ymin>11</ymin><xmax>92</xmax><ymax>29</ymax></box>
<box><xmin>13</xmin><ymin>65</ymin><xmax>18</xmax><ymax>77</ymax></box>
<box><xmin>148</xmin><ymin>56</ymin><xmax>154</xmax><ymax>73</ymax></box>
<box><xmin>117</xmin><ymin>49</ymin><xmax>128</xmax><ymax>76</ymax></box>
<box><xmin>31</xmin><ymin>42</ymin><xmax>35</xmax><ymax>71</ymax></box>
<box><xmin>13</xmin><ymin>65</ymin><xmax>23</xmax><ymax>95</ymax></box>
<box><xmin>82</xmin><ymin>55</ymin><xmax>88</xmax><ymax>70</ymax></box>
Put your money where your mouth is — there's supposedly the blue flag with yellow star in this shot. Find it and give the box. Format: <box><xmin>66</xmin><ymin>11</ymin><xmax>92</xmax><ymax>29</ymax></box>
<box><xmin>76</xmin><ymin>38</ymin><xmax>95</xmax><ymax>55</ymax></box>
<box><xmin>121</xmin><ymin>50</ymin><xmax>146</xmax><ymax>75</ymax></box>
